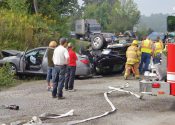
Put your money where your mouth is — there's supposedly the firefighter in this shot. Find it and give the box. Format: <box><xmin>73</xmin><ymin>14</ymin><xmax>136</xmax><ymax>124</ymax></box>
<box><xmin>124</xmin><ymin>40</ymin><xmax>141</xmax><ymax>80</ymax></box>
<box><xmin>153</xmin><ymin>36</ymin><xmax>164</xmax><ymax>64</ymax></box>
<box><xmin>139</xmin><ymin>38</ymin><xmax>153</xmax><ymax>74</ymax></box>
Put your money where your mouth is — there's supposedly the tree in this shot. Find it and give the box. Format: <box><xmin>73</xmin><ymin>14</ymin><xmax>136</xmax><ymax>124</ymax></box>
<box><xmin>82</xmin><ymin>0</ymin><xmax>140</xmax><ymax>32</ymax></box>
<box><xmin>108</xmin><ymin>0</ymin><xmax>140</xmax><ymax>32</ymax></box>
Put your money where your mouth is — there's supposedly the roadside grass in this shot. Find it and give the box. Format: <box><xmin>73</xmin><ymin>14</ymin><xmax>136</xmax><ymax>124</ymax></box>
<box><xmin>0</xmin><ymin>64</ymin><xmax>18</xmax><ymax>89</ymax></box>
<box><xmin>0</xmin><ymin>64</ymin><xmax>45</xmax><ymax>89</ymax></box>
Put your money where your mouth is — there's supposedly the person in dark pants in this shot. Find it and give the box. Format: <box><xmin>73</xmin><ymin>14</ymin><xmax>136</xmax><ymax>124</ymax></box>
<box><xmin>153</xmin><ymin>36</ymin><xmax>164</xmax><ymax>64</ymax></box>
<box><xmin>52</xmin><ymin>38</ymin><xmax>69</xmax><ymax>99</ymax></box>
<box><xmin>46</xmin><ymin>41</ymin><xmax>57</xmax><ymax>91</ymax></box>
<box><xmin>139</xmin><ymin>38</ymin><xmax>153</xmax><ymax>74</ymax></box>
<box><xmin>65</xmin><ymin>43</ymin><xmax>77</xmax><ymax>91</ymax></box>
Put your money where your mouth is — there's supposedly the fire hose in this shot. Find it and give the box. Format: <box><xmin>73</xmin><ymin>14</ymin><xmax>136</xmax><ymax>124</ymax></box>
<box><xmin>4</xmin><ymin>83</ymin><xmax>142</xmax><ymax>125</ymax></box>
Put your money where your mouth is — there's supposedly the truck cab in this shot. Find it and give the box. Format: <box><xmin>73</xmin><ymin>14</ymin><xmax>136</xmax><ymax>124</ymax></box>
<box><xmin>75</xmin><ymin>19</ymin><xmax>101</xmax><ymax>40</ymax></box>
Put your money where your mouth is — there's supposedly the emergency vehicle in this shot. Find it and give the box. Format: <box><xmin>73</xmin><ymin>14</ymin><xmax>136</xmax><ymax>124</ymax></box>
<box><xmin>139</xmin><ymin>15</ymin><xmax>175</xmax><ymax>96</ymax></box>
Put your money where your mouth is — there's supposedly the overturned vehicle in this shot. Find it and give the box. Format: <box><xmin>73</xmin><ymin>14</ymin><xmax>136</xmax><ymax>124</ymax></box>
<box><xmin>80</xmin><ymin>33</ymin><xmax>135</xmax><ymax>74</ymax></box>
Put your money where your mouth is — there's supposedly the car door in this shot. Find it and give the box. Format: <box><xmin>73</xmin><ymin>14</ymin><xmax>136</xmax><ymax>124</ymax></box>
<box><xmin>23</xmin><ymin>48</ymin><xmax>47</xmax><ymax>74</ymax></box>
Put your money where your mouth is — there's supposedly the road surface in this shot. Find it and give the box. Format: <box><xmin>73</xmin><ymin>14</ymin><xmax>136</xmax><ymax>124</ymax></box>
<box><xmin>0</xmin><ymin>75</ymin><xmax>175</xmax><ymax>125</ymax></box>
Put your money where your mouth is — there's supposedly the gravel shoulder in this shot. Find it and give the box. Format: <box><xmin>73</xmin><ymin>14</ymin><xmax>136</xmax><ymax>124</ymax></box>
<box><xmin>0</xmin><ymin>75</ymin><xmax>175</xmax><ymax>125</ymax></box>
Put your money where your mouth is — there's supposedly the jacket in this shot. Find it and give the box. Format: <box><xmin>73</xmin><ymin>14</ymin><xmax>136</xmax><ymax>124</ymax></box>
<box><xmin>126</xmin><ymin>45</ymin><xmax>141</xmax><ymax>65</ymax></box>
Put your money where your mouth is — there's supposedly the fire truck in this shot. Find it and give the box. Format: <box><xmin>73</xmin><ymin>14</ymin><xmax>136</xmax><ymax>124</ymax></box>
<box><xmin>139</xmin><ymin>15</ymin><xmax>175</xmax><ymax>96</ymax></box>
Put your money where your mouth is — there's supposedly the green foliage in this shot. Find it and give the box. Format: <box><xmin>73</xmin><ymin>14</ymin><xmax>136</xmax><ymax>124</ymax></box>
<box><xmin>0</xmin><ymin>64</ymin><xmax>16</xmax><ymax>87</ymax></box>
<box><xmin>109</xmin><ymin>0</ymin><xmax>140</xmax><ymax>32</ymax></box>
<box><xmin>82</xmin><ymin>0</ymin><xmax>140</xmax><ymax>32</ymax></box>
<box><xmin>0</xmin><ymin>0</ymin><xmax>79</xmax><ymax>50</ymax></box>
<box><xmin>0</xmin><ymin>9</ymin><xmax>60</xmax><ymax>50</ymax></box>
<box><xmin>7</xmin><ymin>0</ymin><xmax>28</xmax><ymax>13</ymax></box>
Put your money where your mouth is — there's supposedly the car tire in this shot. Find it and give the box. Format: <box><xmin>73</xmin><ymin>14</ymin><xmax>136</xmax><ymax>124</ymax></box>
<box><xmin>9</xmin><ymin>64</ymin><xmax>17</xmax><ymax>75</ymax></box>
<box><xmin>91</xmin><ymin>34</ymin><xmax>105</xmax><ymax>50</ymax></box>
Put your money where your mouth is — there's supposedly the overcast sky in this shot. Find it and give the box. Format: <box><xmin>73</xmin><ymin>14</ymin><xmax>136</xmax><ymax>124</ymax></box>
<box><xmin>78</xmin><ymin>0</ymin><xmax>175</xmax><ymax>16</ymax></box>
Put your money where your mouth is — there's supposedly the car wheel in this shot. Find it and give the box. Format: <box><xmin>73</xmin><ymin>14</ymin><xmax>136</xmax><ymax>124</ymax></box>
<box><xmin>91</xmin><ymin>34</ymin><xmax>105</xmax><ymax>50</ymax></box>
<box><xmin>9</xmin><ymin>64</ymin><xmax>17</xmax><ymax>75</ymax></box>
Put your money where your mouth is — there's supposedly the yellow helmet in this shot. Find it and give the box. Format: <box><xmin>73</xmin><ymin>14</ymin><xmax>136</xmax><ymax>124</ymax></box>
<box><xmin>132</xmin><ymin>40</ymin><xmax>138</xmax><ymax>45</ymax></box>
<box><xmin>49</xmin><ymin>41</ymin><xmax>57</xmax><ymax>47</ymax></box>
<box><xmin>68</xmin><ymin>43</ymin><xmax>72</xmax><ymax>48</ymax></box>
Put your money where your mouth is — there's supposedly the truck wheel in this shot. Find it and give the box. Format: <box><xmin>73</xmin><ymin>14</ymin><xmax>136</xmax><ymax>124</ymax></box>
<box><xmin>91</xmin><ymin>34</ymin><xmax>105</xmax><ymax>50</ymax></box>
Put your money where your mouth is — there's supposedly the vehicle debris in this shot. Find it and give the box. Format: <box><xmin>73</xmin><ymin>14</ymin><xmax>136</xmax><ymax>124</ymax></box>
<box><xmin>0</xmin><ymin>105</ymin><xmax>19</xmax><ymax>110</ymax></box>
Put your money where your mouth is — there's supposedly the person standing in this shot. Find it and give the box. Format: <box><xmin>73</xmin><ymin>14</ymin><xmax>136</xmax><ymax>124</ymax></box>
<box><xmin>153</xmin><ymin>36</ymin><xmax>164</xmax><ymax>64</ymax></box>
<box><xmin>139</xmin><ymin>38</ymin><xmax>153</xmax><ymax>74</ymax></box>
<box><xmin>52</xmin><ymin>38</ymin><xmax>69</xmax><ymax>99</ymax></box>
<box><xmin>65</xmin><ymin>43</ymin><xmax>77</xmax><ymax>91</ymax></box>
<box><xmin>46</xmin><ymin>41</ymin><xmax>57</xmax><ymax>91</ymax></box>
<box><xmin>124</xmin><ymin>40</ymin><xmax>141</xmax><ymax>80</ymax></box>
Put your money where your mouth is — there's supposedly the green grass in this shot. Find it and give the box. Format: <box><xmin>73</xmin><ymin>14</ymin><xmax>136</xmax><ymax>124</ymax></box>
<box><xmin>0</xmin><ymin>64</ymin><xmax>17</xmax><ymax>88</ymax></box>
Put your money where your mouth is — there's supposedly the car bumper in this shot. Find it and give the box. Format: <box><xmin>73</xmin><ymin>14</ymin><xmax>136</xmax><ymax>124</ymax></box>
<box><xmin>76</xmin><ymin>66</ymin><xmax>91</xmax><ymax>76</ymax></box>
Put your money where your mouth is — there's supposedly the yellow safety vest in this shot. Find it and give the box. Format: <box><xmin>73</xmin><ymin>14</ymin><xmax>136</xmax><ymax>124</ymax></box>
<box><xmin>141</xmin><ymin>39</ymin><xmax>152</xmax><ymax>54</ymax></box>
<box><xmin>154</xmin><ymin>42</ymin><xmax>163</xmax><ymax>56</ymax></box>
<box><xmin>126</xmin><ymin>45</ymin><xmax>141</xmax><ymax>65</ymax></box>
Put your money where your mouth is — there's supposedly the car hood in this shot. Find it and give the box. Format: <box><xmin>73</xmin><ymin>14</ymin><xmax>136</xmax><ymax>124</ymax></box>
<box><xmin>2</xmin><ymin>50</ymin><xmax>23</xmax><ymax>57</ymax></box>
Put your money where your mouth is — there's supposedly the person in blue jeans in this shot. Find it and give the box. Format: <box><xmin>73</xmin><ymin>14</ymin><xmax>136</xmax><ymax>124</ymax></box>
<box><xmin>139</xmin><ymin>52</ymin><xmax>151</xmax><ymax>74</ymax></box>
<box><xmin>52</xmin><ymin>38</ymin><xmax>69</xmax><ymax>99</ymax></box>
<box><xmin>46</xmin><ymin>41</ymin><xmax>57</xmax><ymax>91</ymax></box>
<box><xmin>139</xmin><ymin>39</ymin><xmax>153</xmax><ymax>74</ymax></box>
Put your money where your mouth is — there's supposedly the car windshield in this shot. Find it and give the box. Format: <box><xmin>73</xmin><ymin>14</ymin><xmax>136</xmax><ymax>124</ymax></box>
<box><xmin>89</xmin><ymin>24</ymin><xmax>101</xmax><ymax>31</ymax></box>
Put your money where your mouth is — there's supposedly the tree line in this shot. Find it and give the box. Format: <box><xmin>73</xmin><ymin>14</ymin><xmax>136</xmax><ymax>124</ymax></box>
<box><xmin>0</xmin><ymin>0</ymin><xmax>140</xmax><ymax>50</ymax></box>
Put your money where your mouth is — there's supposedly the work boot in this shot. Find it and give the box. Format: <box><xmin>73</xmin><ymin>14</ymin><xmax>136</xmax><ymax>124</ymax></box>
<box><xmin>124</xmin><ymin>76</ymin><xmax>127</xmax><ymax>80</ymax></box>
<box><xmin>58</xmin><ymin>96</ymin><xmax>65</xmax><ymax>100</ymax></box>
<box><xmin>136</xmin><ymin>77</ymin><xmax>139</xmax><ymax>79</ymax></box>
<box><xmin>68</xmin><ymin>89</ymin><xmax>76</xmax><ymax>92</ymax></box>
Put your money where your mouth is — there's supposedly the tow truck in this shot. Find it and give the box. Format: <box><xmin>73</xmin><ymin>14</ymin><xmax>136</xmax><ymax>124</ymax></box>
<box><xmin>139</xmin><ymin>15</ymin><xmax>175</xmax><ymax>96</ymax></box>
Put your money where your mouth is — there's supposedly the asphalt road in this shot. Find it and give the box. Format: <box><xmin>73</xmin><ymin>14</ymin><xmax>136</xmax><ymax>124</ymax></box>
<box><xmin>0</xmin><ymin>75</ymin><xmax>175</xmax><ymax>125</ymax></box>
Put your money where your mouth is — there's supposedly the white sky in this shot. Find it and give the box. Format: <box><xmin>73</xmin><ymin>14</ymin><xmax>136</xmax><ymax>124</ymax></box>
<box><xmin>78</xmin><ymin>0</ymin><xmax>175</xmax><ymax>16</ymax></box>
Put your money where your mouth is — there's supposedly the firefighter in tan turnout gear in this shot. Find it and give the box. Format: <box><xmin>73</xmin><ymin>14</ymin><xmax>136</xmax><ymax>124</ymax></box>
<box><xmin>124</xmin><ymin>40</ymin><xmax>141</xmax><ymax>80</ymax></box>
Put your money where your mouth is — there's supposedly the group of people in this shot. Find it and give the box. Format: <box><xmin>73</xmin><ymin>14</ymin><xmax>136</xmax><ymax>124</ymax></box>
<box><xmin>124</xmin><ymin>36</ymin><xmax>164</xmax><ymax>80</ymax></box>
<box><xmin>46</xmin><ymin>38</ymin><xmax>77</xmax><ymax>99</ymax></box>
<box><xmin>45</xmin><ymin>36</ymin><xmax>164</xmax><ymax>98</ymax></box>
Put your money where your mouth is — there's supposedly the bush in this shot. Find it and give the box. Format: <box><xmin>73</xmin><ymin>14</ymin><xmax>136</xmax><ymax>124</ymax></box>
<box><xmin>0</xmin><ymin>64</ymin><xmax>16</xmax><ymax>87</ymax></box>
<box><xmin>0</xmin><ymin>9</ymin><xmax>61</xmax><ymax>50</ymax></box>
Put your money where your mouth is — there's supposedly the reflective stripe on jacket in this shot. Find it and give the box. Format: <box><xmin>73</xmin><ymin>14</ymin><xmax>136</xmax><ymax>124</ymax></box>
<box><xmin>141</xmin><ymin>39</ymin><xmax>152</xmax><ymax>54</ymax></box>
<box><xmin>126</xmin><ymin>45</ymin><xmax>141</xmax><ymax>65</ymax></box>
<box><xmin>154</xmin><ymin>42</ymin><xmax>163</xmax><ymax>56</ymax></box>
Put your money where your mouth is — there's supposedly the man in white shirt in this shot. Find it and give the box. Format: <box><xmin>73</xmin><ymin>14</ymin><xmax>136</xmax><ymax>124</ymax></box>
<box><xmin>52</xmin><ymin>38</ymin><xmax>69</xmax><ymax>99</ymax></box>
